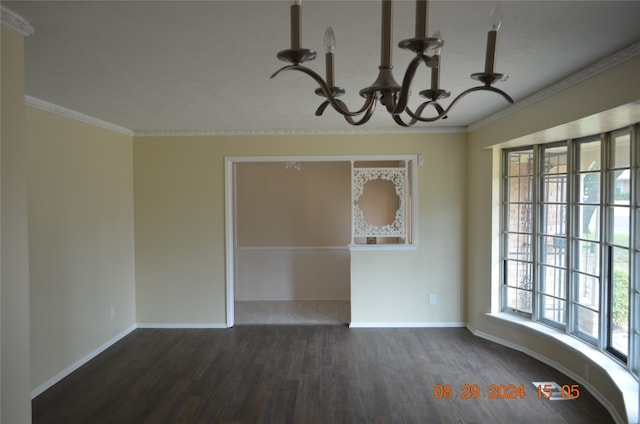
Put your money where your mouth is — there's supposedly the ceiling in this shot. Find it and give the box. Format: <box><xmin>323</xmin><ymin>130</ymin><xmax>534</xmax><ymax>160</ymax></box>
<box><xmin>4</xmin><ymin>0</ymin><xmax>640</xmax><ymax>134</ymax></box>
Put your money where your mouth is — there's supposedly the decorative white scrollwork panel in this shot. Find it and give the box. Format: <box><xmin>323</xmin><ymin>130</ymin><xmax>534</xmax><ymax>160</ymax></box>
<box><xmin>352</xmin><ymin>167</ymin><xmax>407</xmax><ymax>240</ymax></box>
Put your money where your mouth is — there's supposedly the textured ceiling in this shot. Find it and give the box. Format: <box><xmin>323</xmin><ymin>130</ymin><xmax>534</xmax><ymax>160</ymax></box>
<box><xmin>4</xmin><ymin>0</ymin><xmax>640</xmax><ymax>133</ymax></box>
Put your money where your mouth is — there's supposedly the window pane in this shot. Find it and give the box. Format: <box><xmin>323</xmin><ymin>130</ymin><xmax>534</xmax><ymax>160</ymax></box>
<box><xmin>543</xmin><ymin>175</ymin><xmax>567</xmax><ymax>203</ymax></box>
<box><xmin>611</xmin><ymin>132</ymin><xmax>630</xmax><ymax>169</ymax></box>
<box><xmin>575</xmin><ymin>305</ymin><xmax>599</xmax><ymax>340</ymax></box>
<box><xmin>540</xmin><ymin>295</ymin><xmax>566</xmax><ymax>324</ymax></box>
<box><xmin>578</xmin><ymin>140</ymin><xmax>601</xmax><ymax>172</ymax></box>
<box><xmin>507</xmin><ymin>203</ymin><xmax>532</xmax><ymax>233</ymax></box>
<box><xmin>541</xmin><ymin>204</ymin><xmax>566</xmax><ymax>235</ymax></box>
<box><xmin>609</xmin><ymin>206</ymin><xmax>630</xmax><ymax>247</ymax></box>
<box><xmin>507</xmin><ymin>176</ymin><xmax>533</xmax><ymax>203</ymax></box>
<box><xmin>504</xmin><ymin>260</ymin><xmax>533</xmax><ymax>290</ymax></box>
<box><xmin>539</xmin><ymin>265</ymin><xmax>566</xmax><ymax>298</ymax></box>
<box><xmin>506</xmin><ymin>287</ymin><xmax>532</xmax><ymax>313</ymax></box>
<box><xmin>540</xmin><ymin>236</ymin><xmax>566</xmax><ymax>267</ymax></box>
<box><xmin>609</xmin><ymin>170</ymin><xmax>630</xmax><ymax>204</ymax></box>
<box><xmin>543</xmin><ymin>146</ymin><xmax>567</xmax><ymax>174</ymax></box>
<box><xmin>506</xmin><ymin>233</ymin><xmax>532</xmax><ymax>261</ymax></box>
<box><xmin>576</xmin><ymin>240</ymin><xmax>599</xmax><ymax>275</ymax></box>
<box><xmin>579</xmin><ymin>172</ymin><xmax>600</xmax><ymax>203</ymax></box>
<box><xmin>575</xmin><ymin>273</ymin><xmax>599</xmax><ymax>310</ymax></box>
<box><xmin>611</xmin><ymin>248</ymin><xmax>629</xmax><ymax>356</ymax></box>
<box><xmin>577</xmin><ymin>205</ymin><xmax>600</xmax><ymax>241</ymax></box>
<box><xmin>507</xmin><ymin>151</ymin><xmax>533</xmax><ymax>176</ymax></box>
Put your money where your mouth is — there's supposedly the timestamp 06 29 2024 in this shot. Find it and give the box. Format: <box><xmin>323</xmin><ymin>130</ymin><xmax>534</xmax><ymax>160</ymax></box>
<box><xmin>432</xmin><ymin>383</ymin><xmax>581</xmax><ymax>400</ymax></box>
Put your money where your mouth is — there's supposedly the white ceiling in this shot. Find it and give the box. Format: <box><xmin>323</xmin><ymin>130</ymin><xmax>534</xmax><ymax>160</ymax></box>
<box><xmin>4</xmin><ymin>0</ymin><xmax>640</xmax><ymax>133</ymax></box>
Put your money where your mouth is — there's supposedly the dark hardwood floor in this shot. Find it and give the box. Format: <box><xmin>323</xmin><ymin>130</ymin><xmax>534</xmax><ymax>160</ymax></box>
<box><xmin>32</xmin><ymin>326</ymin><xmax>614</xmax><ymax>424</ymax></box>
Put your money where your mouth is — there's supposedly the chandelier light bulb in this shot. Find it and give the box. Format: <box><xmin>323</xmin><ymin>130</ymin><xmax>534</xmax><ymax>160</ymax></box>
<box><xmin>432</xmin><ymin>29</ymin><xmax>442</xmax><ymax>56</ymax></box>
<box><xmin>324</xmin><ymin>26</ymin><xmax>336</xmax><ymax>53</ymax></box>
<box><xmin>324</xmin><ymin>26</ymin><xmax>336</xmax><ymax>87</ymax></box>
<box><xmin>489</xmin><ymin>1</ymin><xmax>503</xmax><ymax>31</ymax></box>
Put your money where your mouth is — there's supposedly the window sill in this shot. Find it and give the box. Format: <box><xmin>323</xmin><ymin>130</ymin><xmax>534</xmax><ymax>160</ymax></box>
<box><xmin>348</xmin><ymin>244</ymin><xmax>418</xmax><ymax>252</ymax></box>
<box><xmin>484</xmin><ymin>312</ymin><xmax>638</xmax><ymax>424</ymax></box>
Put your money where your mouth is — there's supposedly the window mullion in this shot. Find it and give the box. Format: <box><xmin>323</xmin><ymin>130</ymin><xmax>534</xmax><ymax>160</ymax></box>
<box><xmin>599</xmin><ymin>132</ymin><xmax>610</xmax><ymax>351</ymax></box>
<box><xmin>630</xmin><ymin>124</ymin><xmax>638</xmax><ymax>374</ymax></box>
<box><xmin>566</xmin><ymin>139</ymin><xmax>575</xmax><ymax>334</ymax></box>
<box><xmin>532</xmin><ymin>144</ymin><xmax>541</xmax><ymax>321</ymax></box>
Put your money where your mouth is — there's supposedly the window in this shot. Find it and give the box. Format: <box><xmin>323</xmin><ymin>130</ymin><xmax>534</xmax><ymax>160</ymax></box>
<box><xmin>539</xmin><ymin>144</ymin><xmax>568</xmax><ymax>328</ymax></box>
<box><xmin>503</xmin><ymin>149</ymin><xmax>534</xmax><ymax>314</ymax></box>
<box><xmin>501</xmin><ymin>124</ymin><xmax>639</xmax><ymax>375</ymax></box>
<box><xmin>607</xmin><ymin>130</ymin><xmax>631</xmax><ymax>359</ymax></box>
<box><xmin>573</xmin><ymin>137</ymin><xmax>601</xmax><ymax>344</ymax></box>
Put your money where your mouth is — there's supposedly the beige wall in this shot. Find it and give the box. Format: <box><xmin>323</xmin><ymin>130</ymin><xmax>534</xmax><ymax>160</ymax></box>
<box><xmin>235</xmin><ymin>161</ymin><xmax>351</xmax><ymax>301</ymax></box>
<box><xmin>236</xmin><ymin>248</ymin><xmax>350</xmax><ymax>301</ymax></box>
<box><xmin>236</xmin><ymin>161</ymin><xmax>351</xmax><ymax>247</ymax></box>
<box><xmin>26</xmin><ymin>107</ymin><xmax>136</xmax><ymax>392</ymax></box>
<box><xmin>134</xmin><ymin>132</ymin><xmax>467</xmax><ymax>324</ymax></box>
<box><xmin>351</xmin><ymin>137</ymin><xmax>467</xmax><ymax>325</ymax></box>
<box><xmin>467</xmin><ymin>56</ymin><xmax>640</xmax><ymax>423</ymax></box>
<box><xmin>1</xmin><ymin>26</ymin><xmax>32</xmax><ymax>424</ymax></box>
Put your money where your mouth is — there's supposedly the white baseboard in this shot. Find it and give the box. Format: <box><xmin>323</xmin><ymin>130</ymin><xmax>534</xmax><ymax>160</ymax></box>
<box><xmin>31</xmin><ymin>324</ymin><xmax>137</xmax><ymax>398</ymax></box>
<box><xmin>136</xmin><ymin>323</ymin><xmax>228</xmax><ymax>329</ymax></box>
<box><xmin>466</xmin><ymin>324</ymin><xmax>629</xmax><ymax>424</ymax></box>
<box><xmin>349</xmin><ymin>322</ymin><xmax>465</xmax><ymax>328</ymax></box>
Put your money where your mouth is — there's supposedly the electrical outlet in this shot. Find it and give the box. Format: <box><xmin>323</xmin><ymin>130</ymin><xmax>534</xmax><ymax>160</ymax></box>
<box><xmin>110</xmin><ymin>306</ymin><xmax>116</xmax><ymax>320</ymax></box>
<box><xmin>429</xmin><ymin>294</ymin><xmax>437</xmax><ymax>305</ymax></box>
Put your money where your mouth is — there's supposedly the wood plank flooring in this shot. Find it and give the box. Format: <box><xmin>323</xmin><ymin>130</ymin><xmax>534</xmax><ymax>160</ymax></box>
<box><xmin>32</xmin><ymin>327</ymin><xmax>614</xmax><ymax>424</ymax></box>
<box><xmin>234</xmin><ymin>300</ymin><xmax>350</xmax><ymax>325</ymax></box>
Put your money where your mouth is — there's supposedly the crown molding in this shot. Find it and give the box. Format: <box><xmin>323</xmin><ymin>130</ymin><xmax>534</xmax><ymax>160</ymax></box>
<box><xmin>132</xmin><ymin>126</ymin><xmax>465</xmax><ymax>137</ymax></box>
<box><xmin>1</xmin><ymin>6</ymin><xmax>34</xmax><ymax>37</ymax></box>
<box><xmin>25</xmin><ymin>96</ymin><xmax>134</xmax><ymax>136</ymax></box>
<box><xmin>468</xmin><ymin>40</ymin><xmax>640</xmax><ymax>132</ymax></box>
<box><xmin>24</xmin><ymin>94</ymin><xmax>462</xmax><ymax>137</ymax></box>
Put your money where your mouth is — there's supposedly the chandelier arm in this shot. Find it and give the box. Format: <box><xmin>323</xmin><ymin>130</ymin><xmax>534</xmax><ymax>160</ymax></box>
<box><xmin>271</xmin><ymin>64</ymin><xmax>377</xmax><ymax>117</ymax></box>
<box><xmin>336</xmin><ymin>98</ymin><xmax>377</xmax><ymax>126</ymax></box>
<box><xmin>392</xmin><ymin>101</ymin><xmax>432</xmax><ymax>127</ymax></box>
<box><xmin>392</xmin><ymin>115</ymin><xmax>409</xmax><ymax>127</ymax></box>
<box><xmin>482</xmin><ymin>85</ymin><xmax>514</xmax><ymax>104</ymax></box>
<box><xmin>404</xmin><ymin>84</ymin><xmax>514</xmax><ymax>122</ymax></box>
<box><xmin>315</xmin><ymin>100</ymin><xmax>330</xmax><ymax>116</ymax></box>
<box><xmin>315</xmin><ymin>97</ymin><xmax>376</xmax><ymax>125</ymax></box>
<box><xmin>392</xmin><ymin>54</ymin><xmax>436</xmax><ymax>115</ymax></box>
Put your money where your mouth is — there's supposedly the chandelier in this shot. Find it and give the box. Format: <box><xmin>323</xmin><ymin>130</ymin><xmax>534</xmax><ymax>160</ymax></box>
<box><xmin>271</xmin><ymin>0</ymin><xmax>513</xmax><ymax>126</ymax></box>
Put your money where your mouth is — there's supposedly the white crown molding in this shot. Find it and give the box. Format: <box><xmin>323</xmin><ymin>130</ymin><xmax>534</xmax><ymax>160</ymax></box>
<box><xmin>469</xmin><ymin>40</ymin><xmax>640</xmax><ymax>132</ymax></box>
<box><xmin>132</xmin><ymin>125</ymin><xmax>466</xmax><ymax>137</ymax></box>
<box><xmin>1</xmin><ymin>6</ymin><xmax>34</xmax><ymax>37</ymax></box>
<box><xmin>22</xmin><ymin>95</ymin><xmax>462</xmax><ymax>137</ymax></box>
<box><xmin>25</xmin><ymin>96</ymin><xmax>134</xmax><ymax>136</ymax></box>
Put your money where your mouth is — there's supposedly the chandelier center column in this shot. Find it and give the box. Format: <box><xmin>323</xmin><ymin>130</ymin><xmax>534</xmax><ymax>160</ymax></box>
<box><xmin>381</xmin><ymin>0</ymin><xmax>393</xmax><ymax>68</ymax></box>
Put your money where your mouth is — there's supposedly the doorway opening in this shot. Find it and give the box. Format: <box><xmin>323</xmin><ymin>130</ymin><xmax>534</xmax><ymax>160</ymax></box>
<box><xmin>224</xmin><ymin>155</ymin><xmax>418</xmax><ymax>326</ymax></box>
<box><xmin>228</xmin><ymin>158</ymin><xmax>351</xmax><ymax>325</ymax></box>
